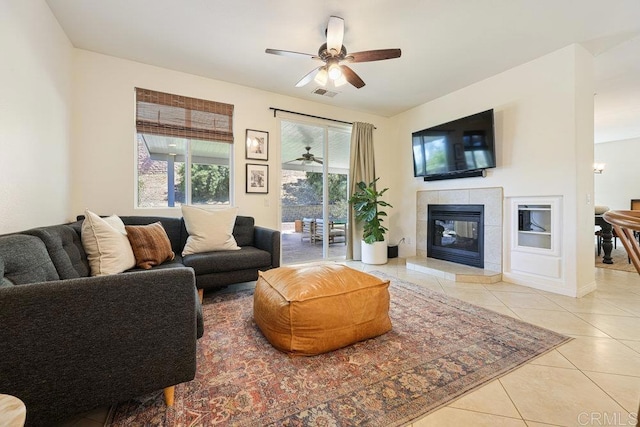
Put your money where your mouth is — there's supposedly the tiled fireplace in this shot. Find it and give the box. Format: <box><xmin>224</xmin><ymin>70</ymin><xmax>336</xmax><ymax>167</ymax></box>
<box><xmin>415</xmin><ymin>187</ymin><xmax>503</xmax><ymax>274</ymax></box>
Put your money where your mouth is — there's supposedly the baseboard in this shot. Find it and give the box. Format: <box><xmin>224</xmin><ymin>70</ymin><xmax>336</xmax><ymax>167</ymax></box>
<box><xmin>576</xmin><ymin>280</ymin><xmax>598</xmax><ymax>298</ymax></box>
<box><xmin>502</xmin><ymin>272</ymin><xmax>576</xmax><ymax>297</ymax></box>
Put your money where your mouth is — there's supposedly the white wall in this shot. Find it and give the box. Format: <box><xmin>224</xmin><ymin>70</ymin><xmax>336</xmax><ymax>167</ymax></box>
<box><xmin>574</xmin><ymin>47</ymin><xmax>597</xmax><ymax>291</ymax></box>
<box><xmin>594</xmin><ymin>137</ymin><xmax>640</xmax><ymax>210</ymax></box>
<box><xmin>71</xmin><ymin>50</ymin><xmax>391</xmax><ymax>230</ymax></box>
<box><xmin>0</xmin><ymin>0</ymin><xmax>73</xmax><ymax>233</ymax></box>
<box><xmin>389</xmin><ymin>45</ymin><xmax>595</xmax><ymax>297</ymax></box>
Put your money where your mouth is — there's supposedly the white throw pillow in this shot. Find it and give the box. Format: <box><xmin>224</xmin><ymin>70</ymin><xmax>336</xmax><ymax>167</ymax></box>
<box><xmin>181</xmin><ymin>205</ymin><xmax>241</xmax><ymax>256</ymax></box>
<box><xmin>81</xmin><ymin>210</ymin><xmax>136</xmax><ymax>276</ymax></box>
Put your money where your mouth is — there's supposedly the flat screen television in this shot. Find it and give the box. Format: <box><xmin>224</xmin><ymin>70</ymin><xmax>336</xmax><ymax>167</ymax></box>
<box><xmin>412</xmin><ymin>109</ymin><xmax>496</xmax><ymax>180</ymax></box>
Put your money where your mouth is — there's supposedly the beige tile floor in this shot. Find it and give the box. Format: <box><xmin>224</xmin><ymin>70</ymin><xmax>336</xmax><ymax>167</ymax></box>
<box><xmin>58</xmin><ymin>260</ymin><xmax>640</xmax><ymax>427</ymax></box>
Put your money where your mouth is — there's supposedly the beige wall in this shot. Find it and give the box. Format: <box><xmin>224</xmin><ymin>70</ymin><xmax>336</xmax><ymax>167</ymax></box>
<box><xmin>389</xmin><ymin>45</ymin><xmax>595</xmax><ymax>297</ymax></box>
<box><xmin>594</xmin><ymin>136</ymin><xmax>640</xmax><ymax>210</ymax></box>
<box><xmin>0</xmin><ymin>0</ymin><xmax>73</xmax><ymax>233</ymax></box>
<box><xmin>71</xmin><ymin>50</ymin><xmax>391</xmax><ymax>230</ymax></box>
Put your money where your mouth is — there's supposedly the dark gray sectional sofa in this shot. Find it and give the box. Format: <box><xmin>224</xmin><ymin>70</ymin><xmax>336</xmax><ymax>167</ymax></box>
<box><xmin>87</xmin><ymin>215</ymin><xmax>281</xmax><ymax>291</ymax></box>
<box><xmin>0</xmin><ymin>214</ymin><xmax>280</xmax><ymax>426</ymax></box>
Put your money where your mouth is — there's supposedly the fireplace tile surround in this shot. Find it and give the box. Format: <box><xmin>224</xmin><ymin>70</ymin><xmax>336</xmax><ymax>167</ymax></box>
<box><xmin>413</xmin><ymin>187</ymin><xmax>503</xmax><ymax>276</ymax></box>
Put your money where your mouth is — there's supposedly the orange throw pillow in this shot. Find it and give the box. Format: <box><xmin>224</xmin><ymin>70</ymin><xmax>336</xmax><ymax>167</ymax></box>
<box><xmin>125</xmin><ymin>222</ymin><xmax>175</xmax><ymax>269</ymax></box>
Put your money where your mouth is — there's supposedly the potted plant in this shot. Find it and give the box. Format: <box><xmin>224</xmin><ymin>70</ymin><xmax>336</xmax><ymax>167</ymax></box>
<box><xmin>348</xmin><ymin>177</ymin><xmax>393</xmax><ymax>264</ymax></box>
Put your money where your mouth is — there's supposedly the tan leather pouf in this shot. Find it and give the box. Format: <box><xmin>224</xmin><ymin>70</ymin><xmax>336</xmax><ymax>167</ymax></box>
<box><xmin>253</xmin><ymin>264</ymin><xmax>392</xmax><ymax>356</ymax></box>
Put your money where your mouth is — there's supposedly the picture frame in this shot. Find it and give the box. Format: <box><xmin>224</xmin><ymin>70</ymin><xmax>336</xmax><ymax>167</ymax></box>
<box><xmin>246</xmin><ymin>163</ymin><xmax>269</xmax><ymax>194</ymax></box>
<box><xmin>245</xmin><ymin>129</ymin><xmax>269</xmax><ymax>161</ymax></box>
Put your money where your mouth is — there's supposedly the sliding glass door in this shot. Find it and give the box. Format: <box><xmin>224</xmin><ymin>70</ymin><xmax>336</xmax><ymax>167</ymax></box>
<box><xmin>280</xmin><ymin>119</ymin><xmax>350</xmax><ymax>264</ymax></box>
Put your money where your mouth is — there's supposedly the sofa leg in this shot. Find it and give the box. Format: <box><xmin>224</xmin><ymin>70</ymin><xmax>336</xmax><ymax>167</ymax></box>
<box><xmin>164</xmin><ymin>386</ymin><xmax>175</xmax><ymax>406</ymax></box>
<box><xmin>198</xmin><ymin>288</ymin><xmax>204</xmax><ymax>303</ymax></box>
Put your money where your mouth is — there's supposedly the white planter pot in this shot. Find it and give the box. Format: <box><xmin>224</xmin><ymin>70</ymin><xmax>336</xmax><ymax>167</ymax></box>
<box><xmin>361</xmin><ymin>240</ymin><xmax>388</xmax><ymax>265</ymax></box>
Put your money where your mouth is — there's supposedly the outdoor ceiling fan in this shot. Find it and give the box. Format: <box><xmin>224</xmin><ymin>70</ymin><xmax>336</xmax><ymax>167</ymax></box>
<box><xmin>288</xmin><ymin>146</ymin><xmax>323</xmax><ymax>165</ymax></box>
<box><xmin>265</xmin><ymin>16</ymin><xmax>401</xmax><ymax>89</ymax></box>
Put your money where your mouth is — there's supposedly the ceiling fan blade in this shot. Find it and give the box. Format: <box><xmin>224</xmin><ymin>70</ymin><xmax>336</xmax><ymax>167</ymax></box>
<box><xmin>340</xmin><ymin>65</ymin><xmax>365</xmax><ymax>89</ymax></box>
<box><xmin>295</xmin><ymin>67</ymin><xmax>322</xmax><ymax>87</ymax></box>
<box><xmin>347</xmin><ymin>49</ymin><xmax>402</xmax><ymax>63</ymax></box>
<box><xmin>326</xmin><ymin>16</ymin><xmax>344</xmax><ymax>55</ymax></box>
<box><xmin>265</xmin><ymin>48</ymin><xmax>317</xmax><ymax>60</ymax></box>
<box><xmin>285</xmin><ymin>158</ymin><xmax>304</xmax><ymax>164</ymax></box>
<box><xmin>313</xmin><ymin>158</ymin><xmax>323</xmax><ymax>164</ymax></box>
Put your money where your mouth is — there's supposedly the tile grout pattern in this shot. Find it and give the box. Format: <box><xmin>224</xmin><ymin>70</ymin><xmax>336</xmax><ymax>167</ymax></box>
<box><xmin>59</xmin><ymin>260</ymin><xmax>640</xmax><ymax>427</ymax></box>
<box><xmin>363</xmin><ymin>260</ymin><xmax>640</xmax><ymax>427</ymax></box>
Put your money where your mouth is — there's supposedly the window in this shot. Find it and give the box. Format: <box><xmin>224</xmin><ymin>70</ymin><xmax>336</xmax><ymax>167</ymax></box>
<box><xmin>135</xmin><ymin>88</ymin><xmax>234</xmax><ymax>207</ymax></box>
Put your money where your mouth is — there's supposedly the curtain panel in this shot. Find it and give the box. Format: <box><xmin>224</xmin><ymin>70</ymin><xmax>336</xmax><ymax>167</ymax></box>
<box><xmin>347</xmin><ymin>122</ymin><xmax>376</xmax><ymax>260</ymax></box>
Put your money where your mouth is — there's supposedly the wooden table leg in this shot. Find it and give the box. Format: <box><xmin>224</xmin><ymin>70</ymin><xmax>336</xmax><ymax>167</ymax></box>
<box><xmin>600</xmin><ymin>221</ymin><xmax>614</xmax><ymax>264</ymax></box>
<box><xmin>164</xmin><ymin>386</ymin><xmax>175</xmax><ymax>406</ymax></box>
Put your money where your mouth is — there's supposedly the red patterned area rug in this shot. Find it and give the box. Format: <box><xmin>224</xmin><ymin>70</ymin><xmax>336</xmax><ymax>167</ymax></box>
<box><xmin>106</xmin><ymin>272</ymin><xmax>570</xmax><ymax>426</ymax></box>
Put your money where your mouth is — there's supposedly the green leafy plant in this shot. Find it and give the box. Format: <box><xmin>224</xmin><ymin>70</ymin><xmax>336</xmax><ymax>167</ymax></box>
<box><xmin>177</xmin><ymin>164</ymin><xmax>230</xmax><ymax>203</ymax></box>
<box><xmin>348</xmin><ymin>178</ymin><xmax>392</xmax><ymax>244</ymax></box>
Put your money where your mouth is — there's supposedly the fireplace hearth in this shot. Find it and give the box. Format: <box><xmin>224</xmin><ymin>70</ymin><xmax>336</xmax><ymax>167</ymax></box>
<box><xmin>427</xmin><ymin>204</ymin><xmax>484</xmax><ymax>268</ymax></box>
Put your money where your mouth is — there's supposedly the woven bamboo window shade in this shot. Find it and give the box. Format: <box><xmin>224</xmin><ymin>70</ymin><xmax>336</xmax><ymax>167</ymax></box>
<box><xmin>135</xmin><ymin>88</ymin><xmax>234</xmax><ymax>143</ymax></box>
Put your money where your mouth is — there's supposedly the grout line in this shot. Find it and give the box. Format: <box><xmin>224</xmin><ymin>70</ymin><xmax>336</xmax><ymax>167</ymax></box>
<box><xmin>619</xmin><ymin>341</ymin><xmax>640</xmax><ymax>355</ymax></box>
<box><xmin>579</xmin><ymin>370</ymin><xmax>633</xmax><ymax>414</ymax></box>
<box><xmin>440</xmin><ymin>406</ymin><xmax>527</xmax><ymax>422</ymax></box>
<box><xmin>498</xmin><ymin>377</ymin><xmax>527</xmax><ymax>423</ymax></box>
<box><xmin>524</xmin><ymin>420</ymin><xmax>564</xmax><ymax>426</ymax></box>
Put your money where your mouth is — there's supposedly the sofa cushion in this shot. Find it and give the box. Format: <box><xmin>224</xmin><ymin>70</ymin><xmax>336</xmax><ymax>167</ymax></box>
<box><xmin>125</xmin><ymin>222</ymin><xmax>175</xmax><ymax>269</ymax></box>
<box><xmin>181</xmin><ymin>206</ymin><xmax>241</xmax><ymax>255</ymax></box>
<box><xmin>233</xmin><ymin>216</ymin><xmax>255</xmax><ymax>247</ymax></box>
<box><xmin>81</xmin><ymin>211</ymin><xmax>136</xmax><ymax>276</ymax></box>
<box><xmin>182</xmin><ymin>246</ymin><xmax>271</xmax><ymax>275</ymax></box>
<box><xmin>0</xmin><ymin>258</ymin><xmax>14</xmax><ymax>287</ymax></box>
<box><xmin>127</xmin><ymin>255</ymin><xmax>185</xmax><ymax>272</ymax></box>
<box><xmin>0</xmin><ymin>234</ymin><xmax>60</xmax><ymax>284</ymax></box>
<box><xmin>24</xmin><ymin>224</ymin><xmax>90</xmax><ymax>279</ymax></box>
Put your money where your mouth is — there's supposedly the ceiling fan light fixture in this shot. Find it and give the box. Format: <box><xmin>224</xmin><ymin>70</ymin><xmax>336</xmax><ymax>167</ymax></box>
<box><xmin>314</xmin><ymin>67</ymin><xmax>328</xmax><ymax>86</ymax></box>
<box><xmin>266</xmin><ymin>16</ymin><xmax>401</xmax><ymax>89</ymax></box>
<box><xmin>334</xmin><ymin>73</ymin><xmax>348</xmax><ymax>87</ymax></box>
<box><xmin>328</xmin><ymin>61</ymin><xmax>342</xmax><ymax>80</ymax></box>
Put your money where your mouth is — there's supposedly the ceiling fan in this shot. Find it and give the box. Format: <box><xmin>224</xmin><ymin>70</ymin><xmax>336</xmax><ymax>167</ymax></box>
<box><xmin>265</xmin><ymin>16</ymin><xmax>401</xmax><ymax>89</ymax></box>
<box><xmin>288</xmin><ymin>146</ymin><xmax>323</xmax><ymax>165</ymax></box>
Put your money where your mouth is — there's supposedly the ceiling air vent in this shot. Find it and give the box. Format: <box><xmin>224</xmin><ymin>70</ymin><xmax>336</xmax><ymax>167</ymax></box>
<box><xmin>312</xmin><ymin>87</ymin><xmax>338</xmax><ymax>98</ymax></box>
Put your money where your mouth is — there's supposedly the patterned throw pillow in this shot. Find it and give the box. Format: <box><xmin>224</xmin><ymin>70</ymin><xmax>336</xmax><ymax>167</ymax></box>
<box><xmin>125</xmin><ymin>222</ymin><xmax>175</xmax><ymax>269</ymax></box>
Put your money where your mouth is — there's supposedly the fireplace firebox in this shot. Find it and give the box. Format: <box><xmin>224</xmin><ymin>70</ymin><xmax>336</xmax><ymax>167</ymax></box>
<box><xmin>427</xmin><ymin>204</ymin><xmax>484</xmax><ymax>268</ymax></box>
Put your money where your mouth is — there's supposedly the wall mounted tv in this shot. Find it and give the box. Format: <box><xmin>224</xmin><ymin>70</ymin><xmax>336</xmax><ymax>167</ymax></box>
<box><xmin>412</xmin><ymin>109</ymin><xmax>496</xmax><ymax>181</ymax></box>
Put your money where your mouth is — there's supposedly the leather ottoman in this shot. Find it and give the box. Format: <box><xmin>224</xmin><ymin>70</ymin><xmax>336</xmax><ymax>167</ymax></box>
<box><xmin>253</xmin><ymin>264</ymin><xmax>392</xmax><ymax>356</ymax></box>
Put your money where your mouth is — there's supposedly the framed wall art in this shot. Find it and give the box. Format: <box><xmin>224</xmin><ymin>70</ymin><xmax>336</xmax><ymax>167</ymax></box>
<box><xmin>245</xmin><ymin>129</ymin><xmax>269</xmax><ymax>161</ymax></box>
<box><xmin>246</xmin><ymin>163</ymin><xmax>269</xmax><ymax>194</ymax></box>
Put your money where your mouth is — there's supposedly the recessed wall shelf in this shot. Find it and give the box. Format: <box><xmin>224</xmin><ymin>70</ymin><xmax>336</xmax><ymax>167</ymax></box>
<box><xmin>517</xmin><ymin>204</ymin><xmax>554</xmax><ymax>250</ymax></box>
<box><xmin>507</xmin><ymin>196</ymin><xmax>562</xmax><ymax>282</ymax></box>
